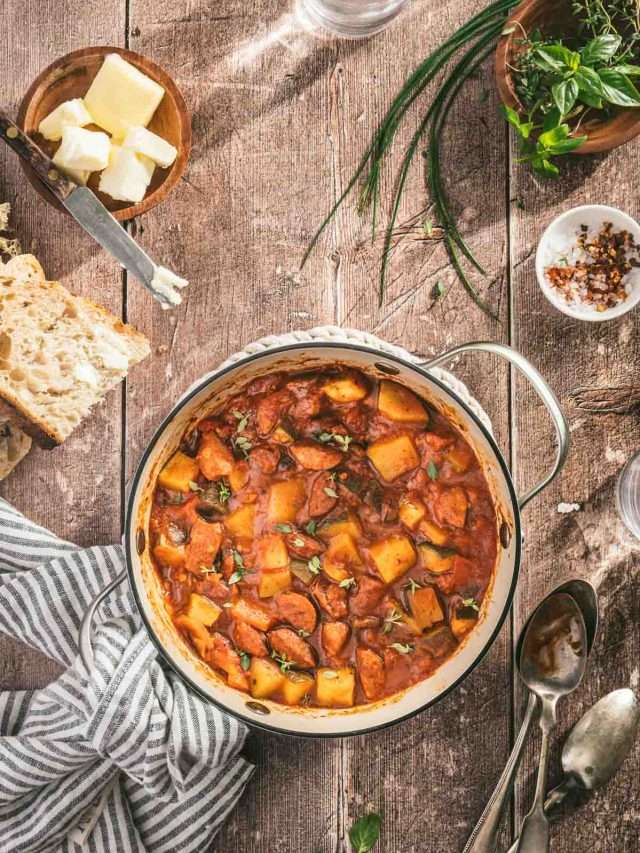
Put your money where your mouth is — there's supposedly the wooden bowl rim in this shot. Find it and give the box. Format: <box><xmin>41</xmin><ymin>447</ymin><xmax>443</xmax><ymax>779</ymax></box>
<box><xmin>494</xmin><ymin>0</ymin><xmax>640</xmax><ymax>154</ymax></box>
<box><xmin>17</xmin><ymin>45</ymin><xmax>192</xmax><ymax>221</ymax></box>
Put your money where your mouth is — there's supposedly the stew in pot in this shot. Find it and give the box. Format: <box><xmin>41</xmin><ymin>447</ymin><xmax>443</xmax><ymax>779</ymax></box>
<box><xmin>149</xmin><ymin>368</ymin><xmax>498</xmax><ymax>709</ymax></box>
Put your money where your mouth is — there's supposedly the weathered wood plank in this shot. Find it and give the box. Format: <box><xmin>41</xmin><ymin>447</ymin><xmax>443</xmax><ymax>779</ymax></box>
<box><xmin>0</xmin><ymin>0</ymin><xmax>125</xmax><ymax>691</ymax></box>
<box><xmin>331</xmin><ymin>1</ymin><xmax>514</xmax><ymax>849</ymax></box>
<box><xmin>509</xmin><ymin>138</ymin><xmax>640</xmax><ymax>850</ymax></box>
<box><xmin>124</xmin><ymin>2</ymin><xmax>341</xmax><ymax>851</ymax></box>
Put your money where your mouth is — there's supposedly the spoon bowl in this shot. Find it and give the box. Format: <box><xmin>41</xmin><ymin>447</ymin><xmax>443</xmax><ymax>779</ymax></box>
<box><xmin>562</xmin><ymin>687</ymin><xmax>640</xmax><ymax>791</ymax></box>
<box><xmin>519</xmin><ymin>592</ymin><xmax>588</xmax><ymax>698</ymax></box>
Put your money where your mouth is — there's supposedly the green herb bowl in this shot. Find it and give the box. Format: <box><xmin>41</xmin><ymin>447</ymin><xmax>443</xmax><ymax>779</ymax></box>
<box><xmin>495</xmin><ymin>0</ymin><xmax>640</xmax><ymax>154</ymax></box>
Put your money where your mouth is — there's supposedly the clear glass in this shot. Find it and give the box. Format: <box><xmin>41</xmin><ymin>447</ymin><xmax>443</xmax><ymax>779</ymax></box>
<box><xmin>616</xmin><ymin>450</ymin><xmax>640</xmax><ymax>539</ymax></box>
<box><xmin>299</xmin><ymin>0</ymin><xmax>409</xmax><ymax>38</ymax></box>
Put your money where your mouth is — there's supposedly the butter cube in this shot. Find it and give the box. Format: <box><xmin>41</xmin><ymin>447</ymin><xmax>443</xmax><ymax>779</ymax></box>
<box><xmin>98</xmin><ymin>145</ymin><xmax>155</xmax><ymax>203</ymax></box>
<box><xmin>121</xmin><ymin>126</ymin><xmax>177</xmax><ymax>168</ymax></box>
<box><xmin>53</xmin><ymin>126</ymin><xmax>110</xmax><ymax>172</ymax></box>
<box><xmin>60</xmin><ymin>167</ymin><xmax>91</xmax><ymax>186</ymax></box>
<box><xmin>85</xmin><ymin>53</ymin><xmax>165</xmax><ymax>137</ymax></box>
<box><xmin>38</xmin><ymin>99</ymin><xmax>94</xmax><ymax>141</ymax></box>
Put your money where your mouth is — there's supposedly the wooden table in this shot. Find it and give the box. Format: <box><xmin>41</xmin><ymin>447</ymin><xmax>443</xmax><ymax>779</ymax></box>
<box><xmin>1</xmin><ymin>2</ymin><xmax>638</xmax><ymax>850</ymax></box>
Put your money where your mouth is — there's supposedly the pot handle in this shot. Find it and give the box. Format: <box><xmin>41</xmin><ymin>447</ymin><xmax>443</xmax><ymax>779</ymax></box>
<box><xmin>79</xmin><ymin>569</ymin><xmax>128</xmax><ymax>671</ymax></box>
<box><xmin>419</xmin><ymin>341</ymin><xmax>569</xmax><ymax>510</ymax></box>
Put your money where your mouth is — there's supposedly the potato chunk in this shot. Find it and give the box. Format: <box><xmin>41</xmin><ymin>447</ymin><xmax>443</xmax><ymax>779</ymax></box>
<box><xmin>378</xmin><ymin>380</ymin><xmax>429</xmax><ymax>425</ymax></box>
<box><xmin>366</xmin><ymin>434</ymin><xmax>419</xmax><ymax>482</ymax></box>
<box><xmin>153</xmin><ymin>538</ymin><xmax>185</xmax><ymax>568</ymax></box>
<box><xmin>318</xmin><ymin>511</ymin><xmax>362</xmax><ymax>541</ymax></box>
<box><xmin>175</xmin><ymin>614</ymin><xmax>212</xmax><ymax>659</ymax></box>
<box><xmin>408</xmin><ymin>586</ymin><xmax>444</xmax><ymax>631</ymax></box>
<box><xmin>315</xmin><ymin>667</ymin><xmax>356</xmax><ymax>708</ymax></box>
<box><xmin>419</xmin><ymin>519</ymin><xmax>449</xmax><ymax>546</ymax></box>
<box><xmin>224</xmin><ymin>504</ymin><xmax>256</xmax><ymax>540</ymax></box>
<box><xmin>368</xmin><ymin>534</ymin><xmax>416</xmax><ymax>583</ymax></box>
<box><xmin>356</xmin><ymin>648</ymin><xmax>385</xmax><ymax>701</ymax></box>
<box><xmin>256</xmin><ymin>534</ymin><xmax>289</xmax><ymax>569</ymax></box>
<box><xmin>250</xmin><ymin>657</ymin><xmax>285</xmax><ymax>699</ymax></box>
<box><xmin>446</xmin><ymin>443</ymin><xmax>474</xmax><ymax>473</ymax></box>
<box><xmin>185</xmin><ymin>593</ymin><xmax>221</xmax><ymax>627</ymax></box>
<box><xmin>272</xmin><ymin>424</ymin><xmax>294</xmax><ymax>444</ymax></box>
<box><xmin>323</xmin><ymin>532</ymin><xmax>362</xmax><ymax>582</ymax></box>
<box><xmin>281</xmin><ymin>672</ymin><xmax>315</xmax><ymax>706</ymax></box>
<box><xmin>258</xmin><ymin>567</ymin><xmax>292</xmax><ymax>598</ymax></box>
<box><xmin>197</xmin><ymin>431</ymin><xmax>235</xmax><ymax>479</ymax></box>
<box><xmin>266</xmin><ymin>479</ymin><xmax>306</xmax><ymax>524</ymax></box>
<box><xmin>398</xmin><ymin>495</ymin><xmax>426</xmax><ymax>530</ymax></box>
<box><xmin>451</xmin><ymin>613</ymin><xmax>477</xmax><ymax>641</ymax></box>
<box><xmin>419</xmin><ymin>543</ymin><xmax>454</xmax><ymax>574</ymax></box>
<box><xmin>158</xmin><ymin>451</ymin><xmax>200</xmax><ymax>493</ymax></box>
<box><xmin>228</xmin><ymin>462</ymin><xmax>249</xmax><ymax>492</ymax></box>
<box><xmin>322</xmin><ymin>375</ymin><xmax>368</xmax><ymax>403</ymax></box>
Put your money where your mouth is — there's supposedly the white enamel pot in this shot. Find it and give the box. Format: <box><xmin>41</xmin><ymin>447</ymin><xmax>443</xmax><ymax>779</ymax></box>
<box><xmin>80</xmin><ymin>341</ymin><xmax>569</xmax><ymax>737</ymax></box>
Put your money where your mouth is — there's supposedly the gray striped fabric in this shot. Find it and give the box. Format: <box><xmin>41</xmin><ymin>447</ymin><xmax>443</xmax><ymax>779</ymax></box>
<box><xmin>0</xmin><ymin>498</ymin><xmax>254</xmax><ymax>853</ymax></box>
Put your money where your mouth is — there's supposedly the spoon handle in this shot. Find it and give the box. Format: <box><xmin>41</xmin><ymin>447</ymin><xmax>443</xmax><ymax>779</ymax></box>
<box><xmin>503</xmin><ymin>780</ymin><xmax>576</xmax><ymax>853</ymax></box>
<box><xmin>515</xmin><ymin>699</ymin><xmax>556</xmax><ymax>853</ymax></box>
<box><xmin>462</xmin><ymin>693</ymin><xmax>538</xmax><ymax>853</ymax></box>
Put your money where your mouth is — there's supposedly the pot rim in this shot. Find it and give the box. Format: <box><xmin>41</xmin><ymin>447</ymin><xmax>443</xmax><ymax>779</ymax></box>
<box><xmin>125</xmin><ymin>340</ymin><xmax>523</xmax><ymax>738</ymax></box>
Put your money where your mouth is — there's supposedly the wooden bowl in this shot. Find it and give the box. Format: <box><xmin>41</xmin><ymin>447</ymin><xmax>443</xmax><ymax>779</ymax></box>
<box><xmin>495</xmin><ymin>0</ymin><xmax>640</xmax><ymax>154</ymax></box>
<box><xmin>18</xmin><ymin>46</ymin><xmax>191</xmax><ymax>220</ymax></box>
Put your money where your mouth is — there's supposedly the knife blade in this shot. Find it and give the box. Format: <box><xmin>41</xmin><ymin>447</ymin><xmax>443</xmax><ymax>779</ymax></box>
<box><xmin>0</xmin><ymin>110</ymin><xmax>187</xmax><ymax>308</ymax></box>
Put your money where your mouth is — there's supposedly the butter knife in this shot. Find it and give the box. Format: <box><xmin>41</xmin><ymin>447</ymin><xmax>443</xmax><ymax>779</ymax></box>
<box><xmin>0</xmin><ymin>110</ymin><xmax>187</xmax><ymax>308</ymax></box>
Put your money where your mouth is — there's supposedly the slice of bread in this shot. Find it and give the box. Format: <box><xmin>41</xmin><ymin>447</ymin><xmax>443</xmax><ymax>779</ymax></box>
<box><xmin>0</xmin><ymin>254</ymin><xmax>150</xmax><ymax>446</ymax></box>
<box><xmin>0</xmin><ymin>202</ymin><xmax>22</xmax><ymax>261</ymax></box>
<box><xmin>0</xmin><ymin>419</ymin><xmax>32</xmax><ymax>479</ymax></box>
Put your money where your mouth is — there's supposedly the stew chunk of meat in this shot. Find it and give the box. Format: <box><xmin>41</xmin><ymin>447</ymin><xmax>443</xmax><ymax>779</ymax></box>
<box><xmin>269</xmin><ymin>628</ymin><xmax>317</xmax><ymax>669</ymax></box>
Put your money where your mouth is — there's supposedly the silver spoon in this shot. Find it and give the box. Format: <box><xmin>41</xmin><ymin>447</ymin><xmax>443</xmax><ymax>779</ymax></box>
<box><xmin>505</xmin><ymin>688</ymin><xmax>640</xmax><ymax>852</ymax></box>
<box><xmin>516</xmin><ymin>592</ymin><xmax>588</xmax><ymax>852</ymax></box>
<box><xmin>462</xmin><ymin>580</ymin><xmax>598</xmax><ymax>853</ymax></box>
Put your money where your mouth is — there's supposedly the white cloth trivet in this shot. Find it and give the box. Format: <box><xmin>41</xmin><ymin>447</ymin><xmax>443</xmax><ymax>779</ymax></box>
<box><xmin>0</xmin><ymin>499</ymin><xmax>253</xmax><ymax>853</ymax></box>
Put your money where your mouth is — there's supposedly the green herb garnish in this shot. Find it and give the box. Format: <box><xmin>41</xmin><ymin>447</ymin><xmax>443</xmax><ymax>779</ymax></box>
<box><xmin>274</xmin><ymin>523</ymin><xmax>293</xmax><ymax>533</ymax></box>
<box><xmin>292</xmin><ymin>537</ymin><xmax>305</xmax><ymax>548</ymax></box>
<box><xmin>390</xmin><ymin>643</ymin><xmax>415</xmax><ymax>655</ymax></box>
<box><xmin>233</xmin><ymin>435</ymin><xmax>252</xmax><ymax>458</ymax></box>
<box><xmin>271</xmin><ymin>651</ymin><xmax>295</xmax><ymax>674</ymax></box>
<box><xmin>348</xmin><ymin>812</ymin><xmax>382</xmax><ymax>853</ymax></box>
<box><xmin>324</xmin><ymin>487</ymin><xmax>339</xmax><ymax>499</ymax></box>
<box><xmin>462</xmin><ymin>597</ymin><xmax>480</xmax><ymax>612</ymax></box>
<box><xmin>305</xmin><ymin>520</ymin><xmax>317</xmax><ymax>535</ymax></box>
<box><xmin>233</xmin><ymin>409</ymin><xmax>249</xmax><ymax>433</ymax></box>
<box><xmin>382</xmin><ymin>608</ymin><xmax>404</xmax><ymax>634</ymax></box>
<box><xmin>427</xmin><ymin>461</ymin><xmax>439</xmax><ymax>480</ymax></box>
<box><xmin>318</xmin><ymin>431</ymin><xmax>353</xmax><ymax>452</ymax></box>
<box><xmin>217</xmin><ymin>480</ymin><xmax>231</xmax><ymax>503</ymax></box>
<box><xmin>308</xmin><ymin>556</ymin><xmax>322</xmax><ymax>575</ymax></box>
<box><xmin>239</xmin><ymin>652</ymin><xmax>251</xmax><ymax>671</ymax></box>
<box><xmin>339</xmin><ymin>577</ymin><xmax>357</xmax><ymax>589</ymax></box>
<box><xmin>228</xmin><ymin>550</ymin><xmax>246</xmax><ymax>585</ymax></box>
<box><xmin>405</xmin><ymin>578</ymin><xmax>423</xmax><ymax>594</ymax></box>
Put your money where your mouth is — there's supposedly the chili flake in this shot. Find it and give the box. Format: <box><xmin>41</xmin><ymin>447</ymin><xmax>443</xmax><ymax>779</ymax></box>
<box><xmin>545</xmin><ymin>222</ymin><xmax>640</xmax><ymax>312</ymax></box>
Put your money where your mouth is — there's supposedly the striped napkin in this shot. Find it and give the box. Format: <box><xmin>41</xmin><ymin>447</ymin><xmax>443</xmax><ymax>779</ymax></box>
<box><xmin>0</xmin><ymin>498</ymin><xmax>253</xmax><ymax>853</ymax></box>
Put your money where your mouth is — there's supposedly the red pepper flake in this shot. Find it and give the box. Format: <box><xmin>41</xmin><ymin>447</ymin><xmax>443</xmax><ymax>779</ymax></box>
<box><xmin>545</xmin><ymin>222</ymin><xmax>640</xmax><ymax>312</ymax></box>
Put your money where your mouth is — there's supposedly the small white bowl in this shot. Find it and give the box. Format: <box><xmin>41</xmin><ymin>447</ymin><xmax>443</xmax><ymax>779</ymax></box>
<box><xmin>535</xmin><ymin>204</ymin><xmax>640</xmax><ymax>322</ymax></box>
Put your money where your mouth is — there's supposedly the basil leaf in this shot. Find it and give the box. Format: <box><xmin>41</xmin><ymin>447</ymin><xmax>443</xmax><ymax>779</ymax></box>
<box><xmin>598</xmin><ymin>69</ymin><xmax>640</xmax><ymax>107</ymax></box>
<box><xmin>534</xmin><ymin>45</ymin><xmax>578</xmax><ymax>72</ymax></box>
<box><xmin>349</xmin><ymin>813</ymin><xmax>382</xmax><ymax>853</ymax></box>
<box><xmin>611</xmin><ymin>64</ymin><xmax>640</xmax><ymax>78</ymax></box>
<box><xmin>552</xmin><ymin>78</ymin><xmax>579</xmax><ymax>115</ymax></box>
<box><xmin>575</xmin><ymin>66</ymin><xmax>604</xmax><ymax>98</ymax></box>
<box><xmin>580</xmin><ymin>34</ymin><xmax>622</xmax><ymax>66</ymax></box>
<box><xmin>501</xmin><ymin>105</ymin><xmax>533</xmax><ymax>139</ymax></box>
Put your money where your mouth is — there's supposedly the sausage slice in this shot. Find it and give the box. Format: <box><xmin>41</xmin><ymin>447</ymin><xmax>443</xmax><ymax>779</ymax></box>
<box><xmin>268</xmin><ymin>627</ymin><xmax>317</xmax><ymax>669</ymax></box>
<box><xmin>275</xmin><ymin>591</ymin><xmax>318</xmax><ymax>634</ymax></box>
<box><xmin>290</xmin><ymin>442</ymin><xmax>343</xmax><ymax>471</ymax></box>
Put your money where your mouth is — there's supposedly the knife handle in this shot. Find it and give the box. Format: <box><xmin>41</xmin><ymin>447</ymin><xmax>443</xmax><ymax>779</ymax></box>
<box><xmin>0</xmin><ymin>111</ymin><xmax>76</xmax><ymax>203</ymax></box>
